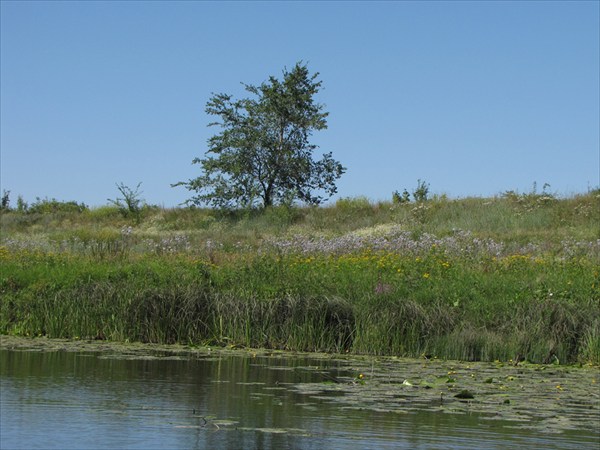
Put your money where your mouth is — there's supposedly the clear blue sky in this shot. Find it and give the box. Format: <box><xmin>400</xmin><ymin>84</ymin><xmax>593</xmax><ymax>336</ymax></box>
<box><xmin>1</xmin><ymin>1</ymin><xmax>598</xmax><ymax>207</ymax></box>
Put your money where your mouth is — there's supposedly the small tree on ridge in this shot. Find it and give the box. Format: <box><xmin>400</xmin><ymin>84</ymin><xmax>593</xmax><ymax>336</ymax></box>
<box><xmin>175</xmin><ymin>62</ymin><xmax>345</xmax><ymax>209</ymax></box>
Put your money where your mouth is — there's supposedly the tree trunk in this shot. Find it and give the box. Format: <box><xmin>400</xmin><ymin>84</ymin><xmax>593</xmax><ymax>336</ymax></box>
<box><xmin>263</xmin><ymin>182</ymin><xmax>273</xmax><ymax>208</ymax></box>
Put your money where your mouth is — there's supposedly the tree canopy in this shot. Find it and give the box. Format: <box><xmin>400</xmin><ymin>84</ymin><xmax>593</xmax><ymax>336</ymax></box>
<box><xmin>176</xmin><ymin>62</ymin><xmax>345</xmax><ymax>209</ymax></box>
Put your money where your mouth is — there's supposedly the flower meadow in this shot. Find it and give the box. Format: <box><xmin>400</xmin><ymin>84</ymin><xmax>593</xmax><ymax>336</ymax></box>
<box><xmin>1</xmin><ymin>192</ymin><xmax>599</xmax><ymax>364</ymax></box>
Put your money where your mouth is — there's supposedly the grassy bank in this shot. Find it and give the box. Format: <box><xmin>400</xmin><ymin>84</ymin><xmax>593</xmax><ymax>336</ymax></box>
<box><xmin>1</xmin><ymin>191</ymin><xmax>599</xmax><ymax>364</ymax></box>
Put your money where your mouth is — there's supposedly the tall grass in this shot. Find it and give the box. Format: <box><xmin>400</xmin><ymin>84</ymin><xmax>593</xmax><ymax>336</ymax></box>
<box><xmin>1</xmin><ymin>191</ymin><xmax>598</xmax><ymax>363</ymax></box>
<box><xmin>1</xmin><ymin>246</ymin><xmax>597</xmax><ymax>363</ymax></box>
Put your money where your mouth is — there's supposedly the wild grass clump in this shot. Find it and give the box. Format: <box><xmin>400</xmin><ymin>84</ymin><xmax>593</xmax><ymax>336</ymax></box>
<box><xmin>1</xmin><ymin>190</ymin><xmax>599</xmax><ymax>364</ymax></box>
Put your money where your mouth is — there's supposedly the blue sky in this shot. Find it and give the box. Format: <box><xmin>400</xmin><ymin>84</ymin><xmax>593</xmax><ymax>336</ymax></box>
<box><xmin>1</xmin><ymin>1</ymin><xmax>598</xmax><ymax>207</ymax></box>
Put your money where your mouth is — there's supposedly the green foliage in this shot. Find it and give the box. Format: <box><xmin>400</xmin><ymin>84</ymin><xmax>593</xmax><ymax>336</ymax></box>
<box><xmin>175</xmin><ymin>62</ymin><xmax>345</xmax><ymax>209</ymax></box>
<box><xmin>86</xmin><ymin>205</ymin><xmax>124</xmax><ymax>221</ymax></box>
<box><xmin>1</xmin><ymin>191</ymin><xmax>598</xmax><ymax>249</ymax></box>
<box><xmin>393</xmin><ymin>179</ymin><xmax>430</xmax><ymax>204</ymax></box>
<box><xmin>1</xmin><ymin>248</ymin><xmax>598</xmax><ymax>363</ymax></box>
<box><xmin>413</xmin><ymin>179</ymin><xmax>430</xmax><ymax>203</ymax></box>
<box><xmin>502</xmin><ymin>182</ymin><xmax>557</xmax><ymax>212</ymax></box>
<box><xmin>27</xmin><ymin>197</ymin><xmax>88</xmax><ymax>214</ymax></box>
<box><xmin>1</xmin><ymin>190</ymin><xmax>10</xmax><ymax>211</ymax></box>
<box><xmin>392</xmin><ymin>189</ymin><xmax>410</xmax><ymax>204</ymax></box>
<box><xmin>335</xmin><ymin>196</ymin><xmax>372</xmax><ymax>212</ymax></box>
<box><xmin>108</xmin><ymin>182</ymin><xmax>145</xmax><ymax>223</ymax></box>
<box><xmin>16</xmin><ymin>195</ymin><xmax>28</xmax><ymax>212</ymax></box>
<box><xmin>262</xmin><ymin>205</ymin><xmax>302</xmax><ymax>229</ymax></box>
<box><xmin>2</xmin><ymin>188</ymin><xmax>599</xmax><ymax>364</ymax></box>
<box><xmin>579</xmin><ymin>321</ymin><xmax>600</xmax><ymax>364</ymax></box>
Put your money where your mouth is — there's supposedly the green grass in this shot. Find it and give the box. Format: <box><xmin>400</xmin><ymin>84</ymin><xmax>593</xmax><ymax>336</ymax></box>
<box><xmin>1</xmin><ymin>191</ymin><xmax>599</xmax><ymax>364</ymax></box>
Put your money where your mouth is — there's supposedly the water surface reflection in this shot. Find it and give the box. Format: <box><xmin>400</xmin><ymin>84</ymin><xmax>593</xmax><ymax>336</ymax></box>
<box><xmin>1</xmin><ymin>349</ymin><xmax>596</xmax><ymax>449</ymax></box>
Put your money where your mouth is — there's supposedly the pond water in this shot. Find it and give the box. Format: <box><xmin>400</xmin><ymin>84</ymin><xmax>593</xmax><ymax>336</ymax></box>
<box><xmin>1</xmin><ymin>344</ymin><xmax>598</xmax><ymax>449</ymax></box>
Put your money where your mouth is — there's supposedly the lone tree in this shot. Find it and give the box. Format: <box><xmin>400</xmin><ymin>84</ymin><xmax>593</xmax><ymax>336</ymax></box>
<box><xmin>175</xmin><ymin>62</ymin><xmax>345</xmax><ymax>208</ymax></box>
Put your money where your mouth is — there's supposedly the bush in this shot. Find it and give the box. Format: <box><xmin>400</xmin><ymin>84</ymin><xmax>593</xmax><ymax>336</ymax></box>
<box><xmin>393</xmin><ymin>180</ymin><xmax>430</xmax><ymax>204</ymax></box>
<box><xmin>335</xmin><ymin>196</ymin><xmax>372</xmax><ymax>212</ymax></box>
<box><xmin>392</xmin><ymin>189</ymin><xmax>410</xmax><ymax>204</ymax></box>
<box><xmin>1</xmin><ymin>190</ymin><xmax>10</xmax><ymax>211</ymax></box>
<box><xmin>412</xmin><ymin>179</ymin><xmax>430</xmax><ymax>203</ymax></box>
<box><xmin>502</xmin><ymin>182</ymin><xmax>556</xmax><ymax>212</ymax></box>
<box><xmin>108</xmin><ymin>182</ymin><xmax>145</xmax><ymax>223</ymax></box>
<box><xmin>27</xmin><ymin>198</ymin><xmax>88</xmax><ymax>214</ymax></box>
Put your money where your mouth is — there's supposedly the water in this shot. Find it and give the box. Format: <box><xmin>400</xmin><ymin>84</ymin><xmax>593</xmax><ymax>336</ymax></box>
<box><xmin>1</xmin><ymin>348</ymin><xmax>597</xmax><ymax>449</ymax></box>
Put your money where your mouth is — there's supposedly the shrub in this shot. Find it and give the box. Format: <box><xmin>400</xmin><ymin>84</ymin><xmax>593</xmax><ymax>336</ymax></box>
<box><xmin>412</xmin><ymin>179</ymin><xmax>430</xmax><ymax>203</ymax></box>
<box><xmin>502</xmin><ymin>182</ymin><xmax>557</xmax><ymax>212</ymax></box>
<box><xmin>28</xmin><ymin>197</ymin><xmax>88</xmax><ymax>214</ymax></box>
<box><xmin>1</xmin><ymin>190</ymin><xmax>10</xmax><ymax>211</ymax></box>
<box><xmin>392</xmin><ymin>189</ymin><xmax>410</xmax><ymax>204</ymax></box>
<box><xmin>108</xmin><ymin>182</ymin><xmax>145</xmax><ymax>223</ymax></box>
